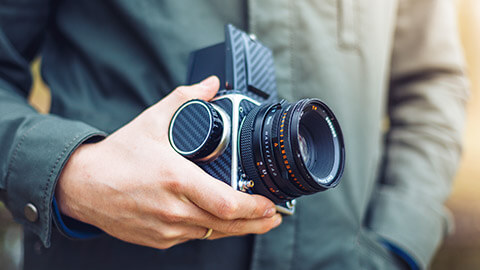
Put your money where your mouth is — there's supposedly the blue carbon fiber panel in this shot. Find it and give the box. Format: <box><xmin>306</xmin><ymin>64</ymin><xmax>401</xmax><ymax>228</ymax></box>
<box><xmin>226</xmin><ymin>25</ymin><xmax>278</xmax><ymax>103</ymax></box>
<box><xmin>239</xmin><ymin>99</ymin><xmax>258</xmax><ymax>119</ymax></box>
<box><xmin>171</xmin><ymin>103</ymin><xmax>210</xmax><ymax>152</ymax></box>
<box><xmin>185</xmin><ymin>25</ymin><xmax>280</xmax><ymax>187</ymax></box>
<box><xmin>245</xmin><ymin>39</ymin><xmax>278</xmax><ymax>103</ymax></box>
<box><xmin>228</xmin><ymin>26</ymin><xmax>247</xmax><ymax>92</ymax></box>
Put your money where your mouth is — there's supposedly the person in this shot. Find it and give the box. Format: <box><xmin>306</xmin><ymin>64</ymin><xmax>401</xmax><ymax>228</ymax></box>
<box><xmin>0</xmin><ymin>0</ymin><xmax>468</xmax><ymax>269</ymax></box>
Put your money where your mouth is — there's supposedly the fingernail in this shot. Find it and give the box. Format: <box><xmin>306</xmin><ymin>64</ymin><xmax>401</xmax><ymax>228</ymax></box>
<box><xmin>263</xmin><ymin>207</ymin><xmax>276</xmax><ymax>218</ymax></box>
<box><xmin>199</xmin><ymin>76</ymin><xmax>218</xmax><ymax>88</ymax></box>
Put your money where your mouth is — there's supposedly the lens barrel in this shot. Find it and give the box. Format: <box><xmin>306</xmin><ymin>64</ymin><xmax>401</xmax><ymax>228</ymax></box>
<box><xmin>239</xmin><ymin>99</ymin><xmax>345</xmax><ymax>203</ymax></box>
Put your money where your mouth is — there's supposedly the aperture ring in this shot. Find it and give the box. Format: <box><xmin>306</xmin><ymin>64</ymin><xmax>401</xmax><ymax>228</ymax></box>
<box><xmin>255</xmin><ymin>105</ymin><xmax>296</xmax><ymax>201</ymax></box>
<box><xmin>277</xmin><ymin>109</ymin><xmax>319</xmax><ymax>193</ymax></box>
<box><xmin>263</xmin><ymin>106</ymin><xmax>307</xmax><ymax>197</ymax></box>
<box><xmin>239</xmin><ymin>106</ymin><xmax>284</xmax><ymax>204</ymax></box>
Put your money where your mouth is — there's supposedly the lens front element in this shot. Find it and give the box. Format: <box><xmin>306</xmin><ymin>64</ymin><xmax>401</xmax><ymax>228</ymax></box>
<box><xmin>298</xmin><ymin>126</ymin><xmax>313</xmax><ymax>168</ymax></box>
<box><xmin>291</xmin><ymin>100</ymin><xmax>343</xmax><ymax>187</ymax></box>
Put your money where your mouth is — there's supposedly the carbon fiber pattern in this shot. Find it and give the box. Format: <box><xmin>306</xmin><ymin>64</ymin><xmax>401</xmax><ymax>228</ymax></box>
<box><xmin>245</xmin><ymin>40</ymin><xmax>278</xmax><ymax>102</ymax></box>
<box><xmin>200</xmin><ymin>98</ymin><xmax>233</xmax><ymax>184</ymax></box>
<box><xmin>183</xmin><ymin>25</ymin><xmax>280</xmax><ymax>187</ymax></box>
<box><xmin>239</xmin><ymin>99</ymin><xmax>258</xmax><ymax>119</ymax></box>
<box><xmin>171</xmin><ymin>103</ymin><xmax>210</xmax><ymax>152</ymax></box>
<box><xmin>226</xmin><ymin>25</ymin><xmax>278</xmax><ymax>103</ymax></box>
<box><xmin>228</xmin><ymin>26</ymin><xmax>247</xmax><ymax>92</ymax></box>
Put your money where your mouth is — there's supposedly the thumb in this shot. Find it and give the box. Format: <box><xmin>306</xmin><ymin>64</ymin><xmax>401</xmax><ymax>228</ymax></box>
<box><xmin>160</xmin><ymin>76</ymin><xmax>220</xmax><ymax>113</ymax></box>
<box><xmin>139</xmin><ymin>76</ymin><xmax>219</xmax><ymax>133</ymax></box>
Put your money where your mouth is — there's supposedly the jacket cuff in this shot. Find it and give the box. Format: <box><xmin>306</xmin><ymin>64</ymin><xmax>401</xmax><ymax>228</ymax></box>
<box><xmin>4</xmin><ymin>116</ymin><xmax>106</xmax><ymax>247</ymax></box>
<box><xmin>368</xmin><ymin>187</ymin><xmax>450</xmax><ymax>269</ymax></box>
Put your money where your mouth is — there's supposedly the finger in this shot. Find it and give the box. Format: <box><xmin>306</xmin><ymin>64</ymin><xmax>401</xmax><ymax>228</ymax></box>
<box><xmin>207</xmin><ymin>231</ymin><xmax>237</xmax><ymax>240</ymax></box>
<box><xmin>178</xmin><ymin>199</ymin><xmax>282</xmax><ymax>235</ymax></box>
<box><xmin>174</xmin><ymin>224</ymin><xmax>217</xmax><ymax>240</ymax></box>
<box><xmin>206</xmin><ymin>215</ymin><xmax>282</xmax><ymax>240</ymax></box>
<box><xmin>177</xmin><ymin>162</ymin><xmax>277</xmax><ymax>220</ymax></box>
<box><xmin>138</xmin><ymin>224</ymin><xmax>214</xmax><ymax>249</ymax></box>
<box><xmin>157</xmin><ymin>76</ymin><xmax>220</xmax><ymax>116</ymax></box>
<box><xmin>194</xmin><ymin>212</ymin><xmax>283</xmax><ymax>236</ymax></box>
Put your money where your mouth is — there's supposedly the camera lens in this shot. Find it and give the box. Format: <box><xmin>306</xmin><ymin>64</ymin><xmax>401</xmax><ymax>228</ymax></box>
<box><xmin>298</xmin><ymin>127</ymin><xmax>312</xmax><ymax>167</ymax></box>
<box><xmin>239</xmin><ymin>98</ymin><xmax>345</xmax><ymax>203</ymax></box>
<box><xmin>290</xmin><ymin>100</ymin><xmax>342</xmax><ymax>187</ymax></box>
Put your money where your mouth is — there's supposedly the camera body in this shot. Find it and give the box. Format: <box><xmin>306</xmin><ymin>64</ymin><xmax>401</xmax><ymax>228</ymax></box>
<box><xmin>169</xmin><ymin>25</ymin><xmax>345</xmax><ymax>215</ymax></box>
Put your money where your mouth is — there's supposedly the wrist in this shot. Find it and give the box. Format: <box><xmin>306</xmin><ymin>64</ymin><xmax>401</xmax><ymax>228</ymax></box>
<box><xmin>55</xmin><ymin>142</ymin><xmax>97</xmax><ymax>226</ymax></box>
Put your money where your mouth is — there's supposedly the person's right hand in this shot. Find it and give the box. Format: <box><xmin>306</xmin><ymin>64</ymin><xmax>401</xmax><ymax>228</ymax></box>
<box><xmin>54</xmin><ymin>76</ymin><xmax>282</xmax><ymax>249</ymax></box>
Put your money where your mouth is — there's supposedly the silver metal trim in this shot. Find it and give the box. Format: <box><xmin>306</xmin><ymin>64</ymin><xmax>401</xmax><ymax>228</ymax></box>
<box><xmin>212</xmin><ymin>94</ymin><xmax>260</xmax><ymax>190</ymax></box>
<box><xmin>169</xmin><ymin>100</ymin><xmax>213</xmax><ymax>156</ymax></box>
<box><xmin>213</xmin><ymin>94</ymin><xmax>261</xmax><ymax>107</ymax></box>
<box><xmin>196</xmin><ymin>104</ymin><xmax>231</xmax><ymax>162</ymax></box>
<box><xmin>276</xmin><ymin>200</ymin><xmax>296</xmax><ymax>215</ymax></box>
<box><xmin>212</xmin><ymin>94</ymin><xmax>298</xmax><ymax>215</ymax></box>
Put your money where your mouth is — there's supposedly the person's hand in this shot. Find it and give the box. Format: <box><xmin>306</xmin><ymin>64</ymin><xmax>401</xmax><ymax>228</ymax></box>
<box><xmin>55</xmin><ymin>76</ymin><xmax>282</xmax><ymax>249</ymax></box>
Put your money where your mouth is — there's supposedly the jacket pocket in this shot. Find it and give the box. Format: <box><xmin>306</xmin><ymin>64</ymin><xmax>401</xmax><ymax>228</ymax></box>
<box><xmin>356</xmin><ymin>229</ymin><xmax>408</xmax><ymax>270</ymax></box>
<box><xmin>337</xmin><ymin>0</ymin><xmax>358</xmax><ymax>48</ymax></box>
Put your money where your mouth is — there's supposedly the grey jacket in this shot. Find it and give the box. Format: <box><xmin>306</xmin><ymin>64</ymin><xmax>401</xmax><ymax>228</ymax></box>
<box><xmin>0</xmin><ymin>0</ymin><xmax>467</xmax><ymax>269</ymax></box>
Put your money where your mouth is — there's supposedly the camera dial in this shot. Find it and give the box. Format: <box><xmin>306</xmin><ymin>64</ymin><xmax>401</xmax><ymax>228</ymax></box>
<box><xmin>169</xmin><ymin>99</ymin><xmax>231</xmax><ymax>162</ymax></box>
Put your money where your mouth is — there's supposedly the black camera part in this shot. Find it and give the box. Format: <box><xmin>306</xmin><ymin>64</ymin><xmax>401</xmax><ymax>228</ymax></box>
<box><xmin>239</xmin><ymin>99</ymin><xmax>344</xmax><ymax>203</ymax></box>
<box><xmin>169</xmin><ymin>24</ymin><xmax>345</xmax><ymax>215</ymax></box>
<box><xmin>169</xmin><ymin>99</ymin><xmax>231</xmax><ymax>162</ymax></box>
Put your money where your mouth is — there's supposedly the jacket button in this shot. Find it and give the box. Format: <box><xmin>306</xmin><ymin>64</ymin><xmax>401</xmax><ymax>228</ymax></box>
<box><xmin>24</xmin><ymin>203</ymin><xmax>39</xmax><ymax>222</ymax></box>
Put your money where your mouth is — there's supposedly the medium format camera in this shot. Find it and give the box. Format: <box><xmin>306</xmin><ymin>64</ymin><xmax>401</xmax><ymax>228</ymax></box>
<box><xmin>168</xmin><ymin>25</ymin><xmax>345</xmax><ymax>214</ymax></box>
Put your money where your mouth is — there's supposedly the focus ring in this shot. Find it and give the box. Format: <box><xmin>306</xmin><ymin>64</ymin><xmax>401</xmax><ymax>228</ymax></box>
<box><xmin>239</xmin><ymin>106</ymin><xmax>283</xmax><ymax>204</ymax></box>
<box><xmin>169</xmin><ymin>99</ymin><xmax>224</xmax><ymax>161</ymax></box>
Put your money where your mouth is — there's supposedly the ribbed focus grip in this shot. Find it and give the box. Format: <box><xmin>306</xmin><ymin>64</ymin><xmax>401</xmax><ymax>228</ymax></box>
<box><xmin>169</xmin><ymin>99</ymin><xmax>224</xmax><ymax>161</ymax></box>
<box><xmin>239</xmin><ymin>106</ymin><xmax>261</xmax><ymax>176</ymax></box>
<box><xmin>239</xmin><ymin>105</ymin><xmax>283</xmax><ymax>204</ymax></box>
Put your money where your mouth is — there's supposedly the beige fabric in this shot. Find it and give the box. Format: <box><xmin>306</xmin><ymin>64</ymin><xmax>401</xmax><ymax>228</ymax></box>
<box><xmin>247</xmin><ymin>0</ymin><xmax>468</xmax><ymax>269</ymax></box>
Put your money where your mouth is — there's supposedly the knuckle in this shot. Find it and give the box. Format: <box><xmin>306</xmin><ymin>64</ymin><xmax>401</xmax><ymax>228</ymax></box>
<box><xmin>216</xmin><ymin>198</ymin><xmax>239</xmax><ymax>220</ymax></box>
<box><xmin>251</xmin><ymin>205</ymin><xmax>264</xmax><ymax>218</ymax></box>
<box><xmin>158</xmin><ymin>227</ymin><xmax>181</xmax><ymax>241</ymax></box>
<box><xmin>164</xmin><ymin>178</ymin><xmax>185</xmax><ymax>193</ymax></box>
<box><xmin>252</xmin><ymin>196</ymin><xmax>271</xmax><ymax>216</ymax></box>
<box><xmin>175</xmin><ymin>85</ymin><xmax>188</xmax><ymax>92</ymax></box>
<box><xmin>173</xmin><ymin>86</ymin><xmax>190</xmax><ymax>101</ymax></box>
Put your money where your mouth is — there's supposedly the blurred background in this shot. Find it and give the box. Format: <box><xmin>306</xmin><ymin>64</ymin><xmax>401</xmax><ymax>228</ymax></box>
<box><xmin>431</xmin><ymin>0</ymin><xmax>480</xmax><ymax>269</ymax></box>
<box><xmin>0</xmin><ymin>0</ymin><xmax>479</xmax><ymax>269</ymax></box>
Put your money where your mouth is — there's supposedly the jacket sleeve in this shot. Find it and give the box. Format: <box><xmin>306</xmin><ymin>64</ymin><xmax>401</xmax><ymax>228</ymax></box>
<box><xmin>0</xmin><ymin>1</ymin><xmax>106</xmax><ymax>247</ymax></box>
<box><xmin>366</xmin><ymin>0</ymin><xmax>469</xmax><ymax>268</ymax></box>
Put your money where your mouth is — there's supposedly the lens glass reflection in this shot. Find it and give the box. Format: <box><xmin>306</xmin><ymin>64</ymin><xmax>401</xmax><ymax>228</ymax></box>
<box><xmin>298</xmin><ymin>125</ymin><xmax>313</xmax><ymax>168</ymax></box>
